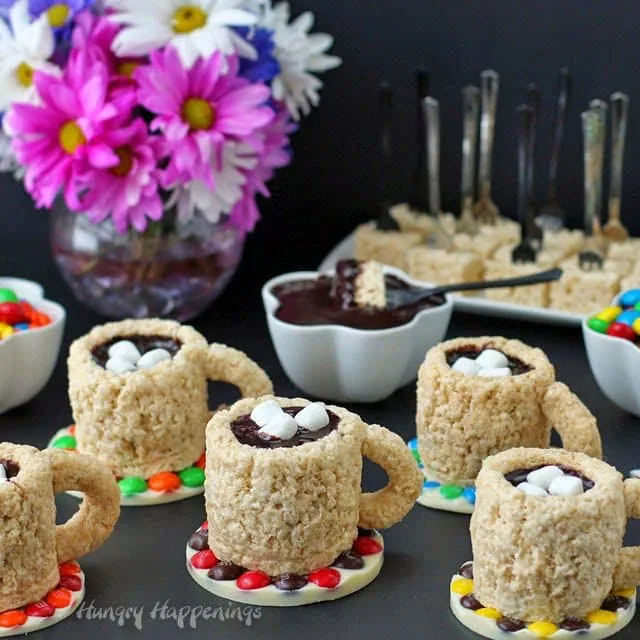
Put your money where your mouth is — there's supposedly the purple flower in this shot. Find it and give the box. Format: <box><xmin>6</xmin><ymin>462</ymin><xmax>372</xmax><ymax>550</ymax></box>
<box><xmin>235</xmin><ymin>27</ymin><xmax>280</xmax><ymax>84</ymax></box>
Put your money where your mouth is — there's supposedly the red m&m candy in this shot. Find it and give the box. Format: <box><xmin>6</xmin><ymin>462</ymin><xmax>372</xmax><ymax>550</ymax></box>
<box><xmin>606</xmin><ymin>322</ymin><xmax>636</xmax><ymax>342</ymax></box>
<box><xmin>59</xmin><ymin>575</ymin><xmax>83</xmax><ymax>592</ymax></box>
<box><xmin>308</xmin><ymin>568</ymin><xmax>341</xmax><ymax>589</ymax></box>
<box><xmin>24</xmin><ymin>602</ymin><xmax>55</xmax><ymax>618</ymax></box>
<box><xmin>236</xmin><ymin>571</ymin><xmax>271</xmax><ymax>590</ymax></box>
<box><xmin>352</xmin><ymin>536</ymin><xmax>383</xmax><ymax>556</ymax></box>
<box><xmin>0</xmin><ymin>303</ymin><xmax>26</xmax><ymax>326</ymax></box>
<box><xmin>191</xmin><ymin>549</ymin><xmax>218</xmax><ymax>570</ymax></box>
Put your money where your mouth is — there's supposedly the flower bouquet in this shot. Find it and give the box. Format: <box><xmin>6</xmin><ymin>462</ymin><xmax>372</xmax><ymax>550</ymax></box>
<box><xmin>0</xmin><ymin>0</ymin><xmax>340</xmax><ymax>319</ymax></box>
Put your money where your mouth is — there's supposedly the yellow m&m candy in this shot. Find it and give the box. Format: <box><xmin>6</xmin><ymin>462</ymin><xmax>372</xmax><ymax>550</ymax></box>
<box><xmin>596</xmin><ymin>306</ymin><xmax>622</xmax><ymax>323</ymax></box>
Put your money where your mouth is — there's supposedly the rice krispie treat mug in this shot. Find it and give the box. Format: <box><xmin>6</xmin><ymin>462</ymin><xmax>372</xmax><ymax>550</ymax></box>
<box><xmin>0</xmin><ymin>443</ymin><xmax>119</xmax><ymax>614</ymax></box>
<box><xmin>187</xmin><ymin>396</ymin><xmax>422</xmax><ymax>606</ymax></box>
<box><xmin>452</xmin><ymin>448</ymin><xmax>640</xmax><ymax>636</ymax></box>
<box><xmin>416</xmin><ymin>336</ymin><xmax>602</xmax><ymax>489</ymax></box>
<box><xmin>68</xmin><ymin>319</ymin><xmax>273</xmax><ymax>479</ymax></box>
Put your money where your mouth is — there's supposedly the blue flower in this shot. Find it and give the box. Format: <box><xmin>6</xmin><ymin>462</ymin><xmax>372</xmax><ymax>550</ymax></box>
<box><xmin>235</xmin><ymin>27</ymin><xmax>280</xmax><ymax>84</ymax></box>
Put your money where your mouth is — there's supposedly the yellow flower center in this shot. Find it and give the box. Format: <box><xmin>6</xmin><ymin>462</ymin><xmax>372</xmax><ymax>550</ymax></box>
<box><xmin>172</xmin><ymin>5</ymin><xmax>207</xmax><ymax>34</ymax></box>
<box><xmin>111</xmin><ymin>147</ymin><xmax>134</xmax><ymax>177</ymax></box>
<box><xmin>116</xmin><ymin>61</ymin><xmax>139</xmax><ymax>79</ymax></box>
<box><xmin>15</xmin><ymin>62</ymin><xmax>34</xmax><ymax>88</ymax></box>
<box><xmin>182</xmin><ymin>98</ymin><xmax>215</xmax><ymax>131</ymax></box>
<box><xmin>46</xmin><ymin>3</ymin><xmax>70</xmax><ymax>28</ymax></box>
<box><xmin>59</xmin><ymin>121</ymin><xmax>86</xmax><ymax>155</ymax></box>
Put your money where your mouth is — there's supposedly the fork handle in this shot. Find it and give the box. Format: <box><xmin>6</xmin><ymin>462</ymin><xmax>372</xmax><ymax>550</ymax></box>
<box><xmin>461</xmin><ymin>85</ymin><xmax>480</xmax><ymax>214</ymax></box>
<box><xmin>609</xmin><ymin>92</ymin><xmax>629</xmax><ymax>223</ymax></box>
<box><xmin>423</xmin><ymin>97</ymin><xmax>440</xmax><ymax>214</ymax></box>
<box><xmin>518</xmin><ymin>105</ymin><xmax>535</xmax><ymax>239</ymax></box>
<box><xmin>409</xmin><ymin>68</ymin><xmax>429</xmax><ymax>211</ymax></box>
<box><xmin>582</xmin><ymin>103</ymin><xmax>607</xmax><ymax>237</ymax></box>
<box><xmin>478</xmin><ymin>70</ymin><xmax>499</xmax><ymax>199</ymax></box>
<box><xmin>548</xmin><ymin>68</ymin><xmax>571</xmax><ymax>200</ymax></box>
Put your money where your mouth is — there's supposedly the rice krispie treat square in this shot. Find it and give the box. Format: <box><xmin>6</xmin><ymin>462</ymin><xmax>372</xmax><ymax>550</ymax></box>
<box><xmin>483</xmin><ymin>260</ymin><xmax>550</xmax><ymax>307</ymax></box>
<box><xmin>560</xmin><ymin>255</ymin><xmax>633</xmax><ymax>277</ymax></box>
<box><xmin>543</xmin><ymin>229</ymin><xmax>585</xmax><ymax>258</ymax></box>
<box><xmin>549</xmin><ymin>267</ymin><xmax>620</xmax><ymax>315</ymax></box>
<box><xmin>353</xmin><ymin>223</ymin><xmax>422</xmax><ymax>271</ymax></box>
<box><xmin>607</xmin><ymin>238</ymin><xmax>640</xmax><ymax>262</ymax></box>
<box><xmin>492</xmin><ymin>243</ymin><xmax>564</xmax><ymax>268</ymax></box>
<box><xmin>452</xmin><ymin>232</ymin><xmax>502</xmax><ymax>259</ymax></box>
<box><xmin>490</xmin><ymin>218</ymin><xmax>521</xmax><ymax>245</ymax></box>
<box><xmin>407</xmin><ymin>247</ymin><xmax>484</xmax><ymax>287</ymax></box>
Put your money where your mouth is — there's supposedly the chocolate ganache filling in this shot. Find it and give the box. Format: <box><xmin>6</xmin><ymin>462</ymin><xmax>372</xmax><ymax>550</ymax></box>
<box><xmin>92</xmin><ymin>335</ymin><xmax>182</xmax><ymax>368</ymax></box>
<box><xmin>231</xmin><ymin>407</ymin><xmax>339</xmax><ymax>449</ymax></box>
<box><xmin>446</xmin><ymin>346</ymin><xmax>532</xmax><ymax>376</ymax></box>
<box><xmin>0</xmin><ymin>459</ymin><xmax>19</xmax><ymax>479</ymax></box>
<box><xmin>504</xmin><ymin>465</ymin><xmax>594</xmax><ymax>492</ymax></box>
<box><xmin>272</xmin><ymin>260</ymin><xmax>445</xmax><ymax>330</ymax></box>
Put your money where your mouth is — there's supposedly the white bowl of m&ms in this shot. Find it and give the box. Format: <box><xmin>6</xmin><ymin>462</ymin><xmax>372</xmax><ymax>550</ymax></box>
<box><xmin>0</xmin><ymin>278</ymin><xmax>66</xmax><ymax>414</ymax></box>
<box><xmin>583</xmin><ymin>288</ymin><xmax>640</xmax><ymax>417</ymax></box>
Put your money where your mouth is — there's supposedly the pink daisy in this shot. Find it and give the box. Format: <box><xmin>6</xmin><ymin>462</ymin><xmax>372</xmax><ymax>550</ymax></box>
<box><xmin>135</xmin><ymin>47</ymin><xmax>274</xmax><ymax>189</ymax></box>
<box><xmin>78</xmin><ymin>119</ymin><xmax>164</xmax><ymax>233</ymax></box>
<box><xmin>229</xmin><ymin>104</ymin><xmax>294</xmax><ymax>231</ymax></box>
<box><xmin>7</xmin><ymin>49</ymin><xmax>135</xmax><ymax>210</ymax></box>
<box><xmin>72</xmin><ymin>10</ymin><xmax>143</xmax><ymax>86</ymax></box>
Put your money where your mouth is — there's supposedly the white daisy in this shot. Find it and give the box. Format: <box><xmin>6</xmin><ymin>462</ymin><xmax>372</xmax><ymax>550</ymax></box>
<box><xmin>259</xmin><ymin>2</ymin><xmax>341</xmax><ymax>120</ymax></box>
<box><xmin>0</xmin><ymin>0</ymin><xmax>58</xmax><ymax>113</ymax></box>
<box><xmin>172</xmin><ymin>141</ymin><xmax>258</xmax><ymax>222</ymax></box>
<box><xmin>107</xmin><ymin>0</ymin><xmax>259</xmax><ymax>69</ymax></box>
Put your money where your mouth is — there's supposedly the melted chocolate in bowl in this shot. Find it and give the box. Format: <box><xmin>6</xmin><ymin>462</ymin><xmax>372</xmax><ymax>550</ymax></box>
<box><xmin>272</xmin><ymin>266</ymin><xmax>445</xmax><ymax>330</ymax></box>
<box><xmin>231</xmin><ymin>407</ymin><xmax>339</xmax><ymax>449</ymax></box>
<box><xmin>446</xmin><ymin>346</ymin><xmax>533</xmax><ymax>376</ymax></box>
<box><xmin>91</xmin><ymin>335</ymin><xmax>182</xmax><ymax>368</ymax></box>
<box><xmin>504</xmin><ymin>464</ymin><xmax>594</xmax><ymax>492</ymax></box>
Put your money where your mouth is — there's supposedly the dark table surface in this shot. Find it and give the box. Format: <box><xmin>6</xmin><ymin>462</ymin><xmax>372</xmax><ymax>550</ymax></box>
<box><xmin>1</xmin><ymin>223</ymin><xmax>640</xmax><ymax>640</ymax></box>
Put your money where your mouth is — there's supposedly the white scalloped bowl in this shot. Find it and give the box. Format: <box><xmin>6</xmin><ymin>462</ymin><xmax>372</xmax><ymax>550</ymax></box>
<box><xmin>0</xmin><ymin>278</ymin><xmax>66</xmax><ymax>414</ymax></box>
<box><xmin>262</xmin><ymin>267</ymin><xmax>453</xmax><ymax>403</ymax></box>
<box><xmin>582</xmin><ymin>310</ymin><xmax>640</xmax><ymax>417</ymax></box>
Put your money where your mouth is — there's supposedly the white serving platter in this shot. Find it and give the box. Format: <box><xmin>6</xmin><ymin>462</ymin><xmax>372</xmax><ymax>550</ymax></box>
<box><xmin>319</xmin><ymin>230</ymin><xmax>584</xmax><ymax>327</ymax></box>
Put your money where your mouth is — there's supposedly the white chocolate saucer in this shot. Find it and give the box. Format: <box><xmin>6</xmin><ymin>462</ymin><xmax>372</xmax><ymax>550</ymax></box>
<box><xmin>186</xmin><ymin>523</ymin><xmax>384</xmax><ymax>606</ymax></box>
<box><xmin>48</xmin><ymin>427</ymin><xmax>205</xmax><ymax>507</ymax></box>
<box><xmin>408</xmin><ymin>439</ymin><xmax>476</xmax><ymax>514</ymax></box>
<box><xmin>450</xmin><ymin>562</ymin><xmax>636</xmax><ymax>639</ymax></box>
<box><xmin>0</xmin><ymin>562</ymin><xmax>85</xmax><ymax>637</ymax></box>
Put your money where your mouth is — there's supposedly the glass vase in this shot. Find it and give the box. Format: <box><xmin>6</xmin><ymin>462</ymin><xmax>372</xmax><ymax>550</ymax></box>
<box><xmin>50</xmin><ymin>204</ymin><xmax>245</xmax><ymax>321</ymax></box>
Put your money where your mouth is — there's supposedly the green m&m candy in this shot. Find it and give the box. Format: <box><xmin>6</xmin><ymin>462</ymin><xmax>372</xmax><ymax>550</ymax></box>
<box><xmin>179</xmin><ymin>467</ymin><xmax>205</xmax><ymax>488</ymax></box>
<box><xmin>0</xmin><ymin>289</ymin><xmax>18</xmax><ymax>304</ymax></box>
<box><xmin>440</xmin><ymin>484</ymin><xmax>464</xmax><ymax>500</ymax></box>
<box><xmin>52</xmin><ymin>435</ymin><xmax>77</xmax><ymax>449</ymax></box>
<box><xmin>587</xmin><ymin>317</ymin><xmax>610</xmax><ymax>334</ymax></box>
<box><xmin>118</xmin><ymin>476</ymin><xmax>148</xmax><ymax>495</ymax></box>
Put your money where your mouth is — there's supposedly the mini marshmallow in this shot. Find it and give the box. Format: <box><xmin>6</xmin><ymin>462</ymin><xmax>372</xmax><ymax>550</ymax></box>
<box><xmin>295</xmin><ymin>402</ymin><xmax>330</xmax><ymax>431</ymax></box>
<box><xmin>250</xmin><ymin>400</ymin><xmax>284</xmax><ymax>427</ymax></box>
<box><xmin>526</xmin><ymin>465</ymin><xmax>564</xmax><ymax>491</ymax></box>
<box><xmin>452</xmin><ymin>357</ymin><xmax>481</xmax><ymax>376</ymax></box>
<box><xmin>107</xmin><ymin>340</ymin><xmax>141</xmax><ymax>364</ymax></box>
<box><xmin>631</xmin><ymin>469</ymin><xmax>640</xmax><ymax>479</ymax></box>
<box><xmin>475</xmin><ymin>349</ymin><xmax>509</xmax><ymax>369</ymax></box>
<box><xmin>106</xmin><ymin>356</ymin><xmax>137</xmax><ymax>375</ymax></box>
<box><xmin>549</xmin><ymin>475</ymin><xmax>584</xmax><ymax>497</ymax></box>
<box><xmin>136</xmin><ymin>348</ymin><xmax>172</xmax><ymax>369</ymax></box>
<box><xmin>259</xmin><ymin>412</ymin><xmax>298</xmax><ymax>441</ymax></box>
<box><xmin>0</xmin><ymin>466</ymin><xmax>7</xmax><ymax>482</ymax></box>
<box><xmin>477</xmin><ymin>367</ymin><xmax>512</xmax><ymax>378</ymax></box>
<box><xmin>516</xmin><ymin>482</ymin><xmax>548</xmax><ymax>497</ymax></box>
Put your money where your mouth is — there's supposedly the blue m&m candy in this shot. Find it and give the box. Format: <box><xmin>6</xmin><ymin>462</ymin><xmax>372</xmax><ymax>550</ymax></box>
<box><xmin>615</xmin><ymin>310</ymin><xmax>640</xmax><ymax>327</ymax></box>
<box><xmin>619</xmin><ymin>289</ymin><xmax>640</xmax><ymax>308</ymax></box>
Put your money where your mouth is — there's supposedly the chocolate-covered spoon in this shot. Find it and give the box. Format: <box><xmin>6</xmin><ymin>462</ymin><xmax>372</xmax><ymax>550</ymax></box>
<box><xmin>388</xmin><ymin>268</ymin><xmax>562</xmax><ymax>308</ymax></box>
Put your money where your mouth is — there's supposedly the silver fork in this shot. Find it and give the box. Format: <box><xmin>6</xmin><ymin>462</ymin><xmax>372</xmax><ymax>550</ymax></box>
<box><xmin>579</xmin><ymin>102</ymin><xmax>607</xmax><ymax>270</ymax></box>
<box><xmin>512</xmin><ymin>105</ymin><xmax>538</xmax><ymax>264</ymax></box>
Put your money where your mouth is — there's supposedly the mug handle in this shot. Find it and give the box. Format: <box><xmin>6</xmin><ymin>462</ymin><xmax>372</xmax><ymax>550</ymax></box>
<box><xmin>200</xmin><ymin>343</ymin><xmax>273</xmax><ymax>400</ymax></box>
<box><xmin>613</xmin><ymin>478</ymin><xmax>640</xmax><ymax>590</ymax></box>
<box><xmin>359</xmin><ymin>424</ymin><xmax>423</xmax><ymax>530</ymax></box>
<box><xmin>541</xmin><ymin>382</ymin><xmax>603</xmax><ymax>458</ymax></box>
<box><xmin>43</xmin><ymin>449</ymin><xmax>120</xmax><ymax>564</ymax></box>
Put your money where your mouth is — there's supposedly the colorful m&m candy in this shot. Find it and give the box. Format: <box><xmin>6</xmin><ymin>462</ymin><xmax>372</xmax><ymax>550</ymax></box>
<box><xmin>0</xmin><ymin>288</ymin><xmax>52</xmax><ymax>341</ymax></box>
<box><xmin>588</xmin><ymin>290</ymin><xmax>640</xmax><ymax>344</ymax></box>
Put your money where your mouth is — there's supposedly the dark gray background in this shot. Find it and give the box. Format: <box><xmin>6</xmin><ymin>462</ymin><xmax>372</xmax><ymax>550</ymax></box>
<box><xmin>1</xmin><ymin>1</ymin><xmax>640</xmax><ymax>638</ymax></box>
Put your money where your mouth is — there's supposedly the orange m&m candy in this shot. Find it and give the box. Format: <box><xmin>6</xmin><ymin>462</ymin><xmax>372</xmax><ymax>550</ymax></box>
<box><xmin>0</xmin><ymin>610</ymin><xmax>27</xmax><ymax>628</ymax></box>
<box><xmin>46</xmin><ymin>588</ymin><xmax>72</xmax><ymax>609</ymax></box>
<box><xmin>148</xmin><ymin>471</ymin><xmax>181</xmax><ymax>492</ymax></box>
